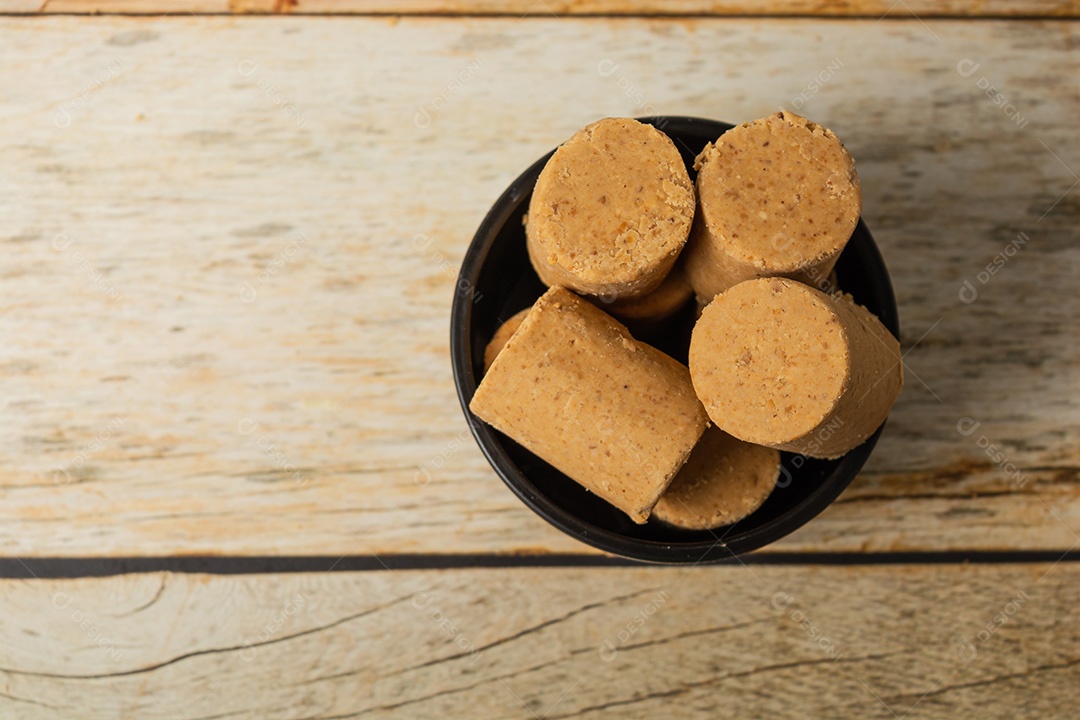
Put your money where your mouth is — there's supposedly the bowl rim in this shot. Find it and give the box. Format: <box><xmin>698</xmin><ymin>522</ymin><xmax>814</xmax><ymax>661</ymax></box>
<box><xmin>450</xmin><ymin>115</ymin><xmax>899</xmax><ymax>564</ymax></box>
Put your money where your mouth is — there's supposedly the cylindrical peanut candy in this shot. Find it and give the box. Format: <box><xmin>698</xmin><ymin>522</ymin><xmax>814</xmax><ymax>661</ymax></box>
<box><xmin>684</xmin><ymin>111</ymin><xmax>861</xmax><ymax>304</ymax></box>
<box><xmin>526</xmin><ymin>118</ymin><xmax>695</xmax><ymax>300</ymax></box>
<box><xmin>470</xmin><ymin>286</ymin><xmax>708</xmax><ymax>523</ymax></box>
<box><xmin>689</xmin><ymin>278</ymin><xmax>902</xmax><ymax>459</ymax></box>
<box><xmin>652</xmin><ymin>426</ymin><xmax>780</xmax><ymax>530</ymax></box>
<box><xmin>483</xmin><ymin>308</ymin><xmax>531</xmax><ymax>373</ymax></box>
<box><xmin>599</xmin><ymin>258</ymin><xmax>693</xmax><ymax>338</ymax></box>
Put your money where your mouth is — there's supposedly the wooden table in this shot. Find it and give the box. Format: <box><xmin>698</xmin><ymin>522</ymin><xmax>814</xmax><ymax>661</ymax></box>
<box><xmin>1</xmin><ymin>2</ymin><xmax>1077</xmax><ymax>717</ymax></box>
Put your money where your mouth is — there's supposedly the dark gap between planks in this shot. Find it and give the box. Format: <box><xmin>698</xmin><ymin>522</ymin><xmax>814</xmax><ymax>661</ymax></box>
<box><xmin>0</xmin><ymin>551</ymin><xmax>1078</xmax><ymax>578</ymax></box>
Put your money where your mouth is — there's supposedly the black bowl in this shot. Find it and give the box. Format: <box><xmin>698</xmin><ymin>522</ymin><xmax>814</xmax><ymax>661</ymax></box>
<box><xmin>450</xmin><ymin>116</ymin><xmax>899</xmax><ymax>563</ymax></box>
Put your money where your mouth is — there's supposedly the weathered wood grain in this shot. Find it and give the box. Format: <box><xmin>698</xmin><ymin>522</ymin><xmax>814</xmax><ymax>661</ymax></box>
<box><xmin>0</xmin><ymin>16</ymin><xmax>1076</xmax><ymax>556</ymax></box>
<box><xmin>19</xmin><ymin>0</ymin><xmax>1080</xmax><ymax>18</ymax></box>
<box><xmin>0</xmin><ymin>564</ymin><xmax>1076</xmax><ymax>718</ymax></box>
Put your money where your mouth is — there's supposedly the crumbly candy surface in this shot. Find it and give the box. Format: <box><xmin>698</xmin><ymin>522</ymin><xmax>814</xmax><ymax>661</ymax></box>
<box><xmin>526</xmin><ymin>118</ymin><xmax>695</xmax><ymax>298</ymax></box>
<box><xmin>690</xmin><ymin>277</ymin><xmax>901</xmax><ymax>458</ymax></box>
<box><xmin>483</xmin><ymin>308</ymin><xmax>531</xmax><ymax>373</ymax></box>
<box><xmin>685</xmin><ymin>111</ymin><xmax>861</xmax><ymax>302</ymax></box>
<box><xmin>470</xmin><ymin>286</ymin><xmax>708</xmax><ymax>523</ymax></box>
<box><xmin>653</xmin><ymin>426</ymin><xmax>780</xmax><ymax>530</ymax></box>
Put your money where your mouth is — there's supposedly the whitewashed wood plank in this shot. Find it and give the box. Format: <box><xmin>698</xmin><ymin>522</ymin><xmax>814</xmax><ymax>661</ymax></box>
<box><xmin>0</xmin><ymin>564</ymin><xmax>1075</xmax><ymax>718</ymax></box>
<box><xmin>24</xmin><ymin>0</ymin><xmax>1080</xmax><ymax>18</ymax></box>
<box><xmin>0</xmin><ymin>16</ymin><xmax>1076</xmax><ymax>556</ymax></box>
